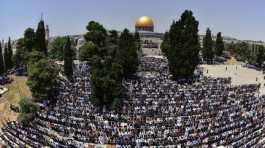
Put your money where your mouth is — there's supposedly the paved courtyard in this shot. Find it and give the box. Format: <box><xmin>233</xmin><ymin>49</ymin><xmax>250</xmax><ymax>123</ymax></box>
<box><xmin>201</xmin><ymin>64</ymin><xmax>265</xmax><ymax>95</ymax></box>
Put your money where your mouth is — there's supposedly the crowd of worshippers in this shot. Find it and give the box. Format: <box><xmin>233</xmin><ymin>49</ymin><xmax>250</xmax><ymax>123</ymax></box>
<box><xmin>1</xmin><ymin>57</ymin><xmax>265</xmax><ymax>147</ymax></box>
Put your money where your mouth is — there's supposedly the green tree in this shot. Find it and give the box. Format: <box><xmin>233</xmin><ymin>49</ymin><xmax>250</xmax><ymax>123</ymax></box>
<box><xmin>7</xmin><ymin>37</ymin><xmax>13</xmax><ymax>70</ymax></box>
<box><xmin>79</xmin><ymin>42</ymin><xmax>98</xmax><ymax>62</ymax></box>
<box><xmin>161</xmin><ymin>32</ymin><xmax>170</xmax><ymax>57</ymax></box>
<box><xmin>84</xmin><ymin>21</ymin><xmax>107</xmax><ymax>47</ymax></box>
<box><xmin>27</xmin><ymin>56</ymin><xmax>58</xmax><ymax>102</ymax></box>
<box><xmin>4</xmin><ymin>44</ymin><xmax>8</xmax><ymax>72</ymax></box>
<box><xmin>48</xmin><ymin>37</ymin><xmax>67</xmax><ymax>60</ymax></box>
<box><xmin>81</xmin><ymin>21</ymin><xmax>109</xmax><ymax>62</ymax></box>
<box><xmin>18</xmin><ymin>113</ymin><xmax>35</xmax><ymax>126</ymax></box>
<box><xmin>134</xmin><ymin>32</ymin><xmax>141</xmax><ymax>51</ymax></box>
<box><xmin>0</xmin><ymin>42</ymin><xmax>4</xmax><ymax>74</ymax></box>
<box><xmin>18</xmin><ymin>97</ymin><xmax>39</xmax><ymax>126</ymax></box>
<box><xmin>13</xmin><ymin>28</ymin><xmax>36</xmax><ymax>68</ymax></box>
<box><xmin>117</xmin><ymin>29</ymin><xmax>138</xmax><ymax>77</ymax></box>
<box><xmin>81</xmin><ymin>21</ymin><xmax>120</xmax><ymax>62</ymax></box>
<box><xmin>235</xmin><ymin>42</ymin><xmax>250</xmax><ymax>61</ymax></box>
<box><xmin>27</xmin><ymin>51</ymin><xmax>46</xmax><ymax>65</ymax></box>
<box><xmin>109</xmin><ymin>30</ymin><xmax>119</xmax><ymax>45</ymax></box>
<box><xmin>35</xmin><ymin>20</ymin><xmax>47</xmax><ymax>55</ymax></box>
<box><xmin>13</xmin><ymin>38</ymin><xmax>27</xmax><ymax>68</ymax></box>
<box><xmin>63</xmin><ymin>37</ymin><xmax>74</xmax><ymax>80</ymax></box>
<box><xmin>167</xmin><ymin>10</ymin><xmax>200</xmax><ymax>79</ymax></box>
<box><xmin>4</xmin><ymin>38</ymin><xmax>13</xmax><ymax>71</ymax></box>
<box><xmin>24</xmin><ymin>28</ymin><xmax>35</xmax><ymax>52</ymax></box>
<box><xmin>256</xmin><ymin>45</ymin><xmax>265</xmax><ymax>67</ymax></box>
<box><xmin>90</xmin><ymin>56</ymin><xmax>126</xmax><ymax>109</ymax></box>
<box><xmin>19</xmin><ymin>97</ymin><xmax>39</xmax><ymax>114</ymax></box>
<box><xmin>83</xmin><ymin>21</ymin><xmax>132</xmax><ymax>109</ymax></box>
<box><xmin>215</xmin><ymin>32</ymin><xmax>225</xmax><ymax>56</ymax></box>
<box><xmin>202</xmin><ymin>28</ymin><xmax>214</xmax><ymax>63</ymax></box>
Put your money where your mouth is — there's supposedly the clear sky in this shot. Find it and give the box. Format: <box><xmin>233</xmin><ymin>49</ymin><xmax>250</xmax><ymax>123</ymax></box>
<box><xmin>1</xmin><ymin>0</ymin><xmax>265</xmax><ymax>41</ymax></box>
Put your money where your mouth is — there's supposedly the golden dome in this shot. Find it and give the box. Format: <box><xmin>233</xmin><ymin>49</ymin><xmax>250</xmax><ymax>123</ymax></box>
<box><xmin>135</xmin><ymin>16</ymin><xmax>154</xmax><ymax>27</ymax></box>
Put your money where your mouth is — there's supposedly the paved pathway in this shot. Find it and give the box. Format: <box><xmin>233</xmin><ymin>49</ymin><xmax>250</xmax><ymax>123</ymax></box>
<box><xmin>201</xmin><ymin>64</ymin><xmax>265</xmax><ymax>95</ymax></box>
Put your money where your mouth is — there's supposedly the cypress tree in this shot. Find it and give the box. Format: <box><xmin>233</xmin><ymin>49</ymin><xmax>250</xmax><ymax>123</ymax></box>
<box><xmin>0</xmin><ymin>42</ymin><xmax>4</xmax><ymax>75</ymax></box>
<box><xmin>161</xmin><ymin>32</ymin><xmax>170</xmax><ymax>57</ymax></box>
<box><xmin>7</xmin><ymin>37</ymin><xmax>13</xmax><ymax>69</ymax></box>
<box><xmin>215</xmin><ymin>32</ymin><xmax>225</xmax><ymax>56</ymax></box>
<box><xmin>202</xmin><ymin>28</ymin><xmax>214</xmax><ymax>63</ymax></box>
<box><xmin>24</xmin><ymin>28</ymin><xmax>35</xmax><ymax>52</ymax></box>
<box><xmin>167</xmin><ymin>10</ymin><xmax>200</xmax><ymax>79</ymax></box>
<box><xmin>117</xmin><ymin>29</ymin><xmax>138</xmax><ymax>77</ymax></box>
<box><xmin>90</xmin><ymin>55</ymin><xmax>125</xmax><ymax>109</ymax></box>
<box><xmin>63</xmin><ymin>37</ymin><xmax>73</xmax><ymax>80</ymax></box>
<box><xmin>109</xmin><ymin>30</ymin><xmax>119</xmax><ymax>45</ymax></box>
<box><xmin>256</xmin><ymin>45</ymin><xmax>265</xmax><ymax>67</ymax></box>
<box><xmin>35</xmin><ymin>20</ymin><xmax>47</xmax><ymax>55</ymax></box>
<box><xmin>134</xmin><ymin>31</ymin><xmax>142</xmax><ymax>57</ymax></box>
<box><xmin>134</xmin><ymin>31</ymin><xmax>141</xmax><ymax>51</ymax></box>
<box><xmin>4</xmin><ymin>43</ymin><xmax>8</xmax><ymax>72</ymax></box>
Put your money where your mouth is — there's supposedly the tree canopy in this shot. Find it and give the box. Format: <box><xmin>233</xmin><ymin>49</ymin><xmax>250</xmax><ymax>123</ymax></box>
<box><xmin>18</xmin><ymin>97</ymin><xmax>39</xmax><ymax>126</ymax></box>
<box><xmin>202</xmin><ymin>28</ymin><xmax>214</xmax><ymax>63</ymax></box>
<box><xmin>117</xmin><ymin>29</ymin><xmax>139</xmax><ymax>77</ymax></box>
<box><xmin>161</xmin><ymin>32</ymin><xmax>170</xmax><ymax>57</ymax></box>
<box><xmin>166</xmin><ymin>10</ymin><xmax>200</xmax><ymax>79</ymax></box>
<box><xmin>90</xmin><ymin>56</ymin><xmax>126</xmax><ymax>109</ymax></box>
<box><xmin>27</xmin><ymin>53</ymin><xmax>59</xmax><ymax>102</ymax></box>
<box><xmin>79</xmin><ymin>42</ymin><xmax>98</xmax><ymax>62</ymax></box>
<box><xmin>81</xmin><ymin>21</ymin><xmax>140</xmax><ymax>109</ymax></box>
<box><xmin>0</xmin><ymin>42</ymin><xmax>4</xmax><ymax>75</ymax></box>
<box><xmin>215</xmin><ymin>32</ymin><xmax>225</xmax><ymax>56</ymax></box>
<box><xmin>24</xmin><ymin>28</ymin><xmax>35</xmax><ymax>52</ymax></box>
<box><xmin>84</xmin><ymin>21</ymin><xmax>107</xmax><ymax>47</ymax></box>
<box><xmin>13</xmin><ymin>28</ymin><xmax>36</xmax><ymax>67</ymax></box>
<box><xmin>63</xmin><ymin>37</ymin><xmax>74</xmax><ymax>80</ymax></box>
<box><xmin>35</xmin><ymin>20</ymin><xmax>47</xmax><ymax>55</ymax></box>
<box><xmin>48</xmin><ymin>37</ymin><xmax>67</xmax><ymax>60</ymax></box>
<box><xmin>108</xmin><ymin>30</ymin><xmax>119</xmax><ymax>45</ymax></box>
<box><xmin>256</xmin><ymin>45</ymin><xmax>265</xmax><ymax>67</ymax></box>
<box><xmin>5</xmin><ymin>37</ymin><xmax>13</xmax><ymax>70</ymax></box>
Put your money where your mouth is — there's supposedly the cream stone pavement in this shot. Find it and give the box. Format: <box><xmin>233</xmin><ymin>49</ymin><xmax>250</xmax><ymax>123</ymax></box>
<box><xmin>201</xmin><ymin>64</ymin><xmax>265</xmax><ymax>95</ymax></box>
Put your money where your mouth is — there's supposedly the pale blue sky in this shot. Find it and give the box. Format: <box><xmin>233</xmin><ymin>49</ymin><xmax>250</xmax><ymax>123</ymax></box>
<box><xmin>1</xmin><ymin>0</ymin><xmax>265</xmax><ymax>41</ymax></box>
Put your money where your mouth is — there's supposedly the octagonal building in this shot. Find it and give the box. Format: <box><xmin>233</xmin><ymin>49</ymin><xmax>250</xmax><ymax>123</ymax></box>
<box><xmin>135</xmin><ymin>16</ymin><xmax>154</xmax><ymax>32</ymax></box>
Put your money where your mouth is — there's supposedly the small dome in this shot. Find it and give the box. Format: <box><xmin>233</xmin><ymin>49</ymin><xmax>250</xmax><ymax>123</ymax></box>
<box><xmin>135</xmin><ymin>16</ymin><xmax>154</xmax><ymax>28</ymax></box>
